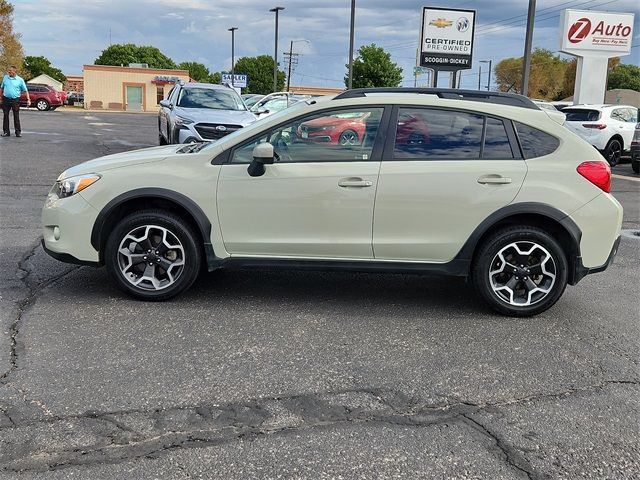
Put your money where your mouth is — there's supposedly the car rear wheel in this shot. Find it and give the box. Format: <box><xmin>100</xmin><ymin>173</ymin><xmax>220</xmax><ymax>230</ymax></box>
<box><xmin>159</xmin><ymin>133</ymin><xmax>167</xmax><ymax>145</ymax></box>
<box><xmin>105</xmin><ymin>210</ymin><xmax>202</xmax><ymax>301</ymax></box>
<box><xmin>603</xmin><ymin>138</ymin><xmax>622</xmax><ymax>167</ymax></box>
<box><xmin>632</xmin><ymin>160</ymin><xmax>639</xmax><ymax>174</ymax></box>
<box><xmin>338</xmin><ymin>129</ymin><xmax>359</xmax><ymax>146</ymax></box>
<box><xmin>35</xmin><ymin>99</ymin><xmax>50</xmax><ymax>111</ymax></box>
<box><xmin>472</xmin><ymin>226</ymin><xmax>568</xmax><ymax>316</ymax></box>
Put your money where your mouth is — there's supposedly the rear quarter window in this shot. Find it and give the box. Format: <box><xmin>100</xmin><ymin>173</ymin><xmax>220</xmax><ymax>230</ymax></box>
<box><xmin>514</xmin><ymin>122</ymin><xmax>560</xmax><ymax>159</ymax></box>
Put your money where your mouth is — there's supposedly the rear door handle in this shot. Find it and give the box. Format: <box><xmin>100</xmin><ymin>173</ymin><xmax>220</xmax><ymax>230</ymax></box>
<box><xmin>477</xmin><ymin>175</ymin><xmax>512</xmax><ymax>185</ymax></box>
<box><xmin>338</xmin><ymin>177</ymin><xmax>373</xmax><ymax>188</ymax></box>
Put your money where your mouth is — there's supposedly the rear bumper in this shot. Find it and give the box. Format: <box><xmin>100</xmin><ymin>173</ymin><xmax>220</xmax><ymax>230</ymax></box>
<box><xmin>570</xmin><ymin>235</ymin><xmax>620</xmax><ymax>285</ymax></box>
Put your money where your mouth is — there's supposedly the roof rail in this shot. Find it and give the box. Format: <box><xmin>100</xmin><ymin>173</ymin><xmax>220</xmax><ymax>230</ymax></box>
<box><xmin>333</xmin><ymin>88</ymin><xmax>539</xmax><ymax>110</ymax></box>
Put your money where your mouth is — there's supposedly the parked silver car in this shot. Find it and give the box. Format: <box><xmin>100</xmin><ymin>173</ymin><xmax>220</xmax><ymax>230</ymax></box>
<box><xmin>158</xmin><ymin>83</ymin><xmax>256</xmax><ymax>144</ymax></box>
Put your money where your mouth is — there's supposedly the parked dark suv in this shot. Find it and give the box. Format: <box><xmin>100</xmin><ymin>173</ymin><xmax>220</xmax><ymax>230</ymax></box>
<box><xmin>20</xmin><ymin>84</ymin><xmax>63</xmax><ymax>111</ymax></box>
<box><xmin>632</xmin><ymin>123</ymin><xmax>640</xmax><ymax>174</ymax></box>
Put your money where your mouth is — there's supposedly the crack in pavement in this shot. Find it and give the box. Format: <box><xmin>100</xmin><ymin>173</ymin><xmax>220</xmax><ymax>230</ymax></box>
<box><xmin>1</xmin><ymin>380</ymin><xmax>638</xmax><ymax>474</ymax></box>
<box><xmin>1</xmin><ymin>239</ymin><xmax>81</xmax><ymax>384</ymax></box>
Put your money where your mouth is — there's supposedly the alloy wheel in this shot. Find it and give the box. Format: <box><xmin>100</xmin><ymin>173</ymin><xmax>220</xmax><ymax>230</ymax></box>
<box><xmin>117</xmin><ymin>225</ymin><xmax>185</xmax><ymax>291</ymax></box>
<box><xmin>338</xmin><ymin>130</ymin><xmax>359</xmax><ymax>146</ymax></box>
<box><xmin>488</xmin><ymin>241</ymin><xmax>556</xmax><ymax>307</ymax></box>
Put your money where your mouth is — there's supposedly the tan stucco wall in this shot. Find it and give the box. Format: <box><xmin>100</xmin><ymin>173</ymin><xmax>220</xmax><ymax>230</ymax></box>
<box><xmin>83</xmin><ymin>65</ymin><xmax>189</xmax><ymax>111</ymax></box>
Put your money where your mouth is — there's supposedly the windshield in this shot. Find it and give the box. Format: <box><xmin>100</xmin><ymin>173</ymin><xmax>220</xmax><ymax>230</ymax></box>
<box><xmin>177</xmin><ymin>88</ymin><xmax>246</xmax><ymax>111</ymax></box>
<box><xmin>563</xmin><ymin>109</ymin><xmax>601</xmax><ymax>122</ymax></box>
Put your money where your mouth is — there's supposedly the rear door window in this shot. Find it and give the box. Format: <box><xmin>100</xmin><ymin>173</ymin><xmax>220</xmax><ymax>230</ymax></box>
<box><xmin>393</xmin><ymin>108</ymin><xmax>484</xmax><ymax>159</ymax></box>
<box><xmin>484</xmin><ymin>117</ymin><xmax>515</xmax><ymax>159</ymax></box>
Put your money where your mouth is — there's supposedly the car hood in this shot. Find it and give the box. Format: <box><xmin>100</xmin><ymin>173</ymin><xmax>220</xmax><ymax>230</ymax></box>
<box><xmin>60</xmin><ymin>144</ymin><xmax>185</xmax><ymax>179</ymax></box>
<box><xmin>174</xmin><ymin>107</ymin><xmax>256</xmax><ymax>126</ymax></box>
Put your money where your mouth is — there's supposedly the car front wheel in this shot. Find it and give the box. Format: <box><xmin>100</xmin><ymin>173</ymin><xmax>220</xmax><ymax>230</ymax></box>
<box><xmin>472</xmin><ymin>226</ymin><xmax>568</xmax><ymax>316</ymax></box>
<box><xmin>603</xmin><ymin>138</ymin><xmax>622</xmax><ymax>167</ymax></box>
<box><xmin>105</xmin><ymin>210</ymin><xmax>202</xmax><ymax>301</ymax></box>
<box><xmin>35</xmin><ymin>99</ymin><xmax>50</xmax><ymax>111</ymax></box>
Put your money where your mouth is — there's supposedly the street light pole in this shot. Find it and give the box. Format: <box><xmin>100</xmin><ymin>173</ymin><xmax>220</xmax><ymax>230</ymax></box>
<box><xmin>348</xmin><ymin>0</ymin><xmax>356</xmax><ymax>89</ymax></box>
<box><xmin>477</xmin><ymin>65</ymin><xmax>482</xmax><ymax>90</ymax></box>
<box><xmin>270</xmin><ymin>7</ymin><xmax>284</xmax><ymax>92</ymax></box>
<box><xmin>480</xmin><ymin>60</ymin><xmax>492</xmax><ymax>91</ymax></box>
<box><xmin>228</xmin><ymin>27</ymin><xmax>237</xmax><ymax>87</ymax></box>
<box><xmin>521</xmin><ymin>0</ymin><xmax>536</xmax><ymax>96</ymax></box>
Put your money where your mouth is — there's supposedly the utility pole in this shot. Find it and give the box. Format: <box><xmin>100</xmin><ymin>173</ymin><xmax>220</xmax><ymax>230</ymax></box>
<box><xmin>348</xmin><ymin>0</ymin><xmax>356</xmax><ymax>89</ymax></box>
<box><xmin>478</xmin><ymin>65</ymin><xmax>482</xmax><ymax>90</ymax></box>
<box><xmin>480</xmin><ymin>60</ymin><xmax>492</xmax><ymax>91</ymax></box>
<box><xmin>521</xmin><ymin>0</ymin><xmax>536</xmax><ymax>96</ymax></box>
<box><xmin>284</xmin><ymin>41</ymin><xmax>300</xmax><ymax>92</ymax></box>
<box><xmin>270</xmin><ymin>7</ymin><xmax>284</xmax><ymax>92</ymax></box>
<box><xmin>228</xmin><ymin>27</ymin><xmax>238</xmax><ymax>87</ymax></box>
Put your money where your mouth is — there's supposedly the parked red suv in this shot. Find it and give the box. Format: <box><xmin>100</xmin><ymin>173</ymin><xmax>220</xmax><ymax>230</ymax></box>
<box><xmin>20</xmin><ymin>83</ymin><xmax>63</xmax><ymax>111</ymax></box>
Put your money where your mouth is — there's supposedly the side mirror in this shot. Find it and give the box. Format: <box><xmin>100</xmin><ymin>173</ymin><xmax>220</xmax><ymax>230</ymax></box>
<box><xmin>255</xmin><ymin>107</ymin><xmax>269</xmax><ymax>115</ymax></box>
<box><xmin>248</xmin><ymin>143</ymin><xmax>274</xmax><ymax>177</ymax></box>
<box><xmin>159</xmin><ymin>100</ymin><xmax>172</xmax><ymax>109</ymax></box>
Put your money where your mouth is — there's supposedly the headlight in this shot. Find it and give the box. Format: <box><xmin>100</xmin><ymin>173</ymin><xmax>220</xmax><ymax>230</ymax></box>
<box><xmin>175</xmin><ymin>115</ymin><xmax>195</xmax><ymax>126</ymax></box>
<box><xmin>320</xmin><ymin>125</ymin><xmax>337</xmax><ymax>131</ymax></box>
<box><xmin>55</xmin><ymin>174</ymin><xmax>101</xmax><ymax>198</ymax></box>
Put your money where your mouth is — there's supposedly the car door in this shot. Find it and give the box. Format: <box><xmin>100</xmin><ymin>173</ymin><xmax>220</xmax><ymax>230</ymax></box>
<box><xmin>373</xmin><ymin>106</ymin><xmax>527</xmax><ymax>263</ymax></box>
<box><xmin>217</xmin><ymin>106</ymin><xmax>387</xmax><ymax>259</ymax></box>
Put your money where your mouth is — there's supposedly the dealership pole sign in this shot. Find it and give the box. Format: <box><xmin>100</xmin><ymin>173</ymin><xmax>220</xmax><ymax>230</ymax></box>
<box><xmin>559</xmin><ymin>9</ymin><xmax>634</xmax><ymax>104</ymax></box>
<box><xmin>419</xmin><ymin>7</ymin><xmax>476</xmax><ymax>75</ymax></box>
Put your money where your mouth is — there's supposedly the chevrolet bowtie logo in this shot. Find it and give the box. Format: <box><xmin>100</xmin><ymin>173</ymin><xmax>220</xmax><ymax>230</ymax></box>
<box><xmin>429</xmin><ymin>18</ymin><xmax>453</xmax><ymax>28</ymax></box>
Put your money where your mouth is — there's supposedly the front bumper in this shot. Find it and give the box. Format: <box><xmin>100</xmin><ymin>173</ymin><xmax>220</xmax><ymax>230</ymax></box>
<box><xmin>42</xmin><ymin>191</ymin><xmax>101</xmax><ymax>265</ymax></box>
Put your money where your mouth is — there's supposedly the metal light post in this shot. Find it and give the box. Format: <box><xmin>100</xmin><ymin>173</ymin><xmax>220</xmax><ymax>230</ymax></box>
<box><xmin>348</xmin><ymin>0</ymin><xmax>356</xmax><ymax>89</ymax></box>
<box><xmin>477</xmin><ymin>65</ymin><xmax>482</xmax><ymax>90</ymax></box>
<box><xmin>228</xmin><ymin>27</ymin><xmax>238</xmax><ymax>87</ymax></box>
<box><xmin>270</xmin><ymin>7</ymin><xmax>285</xmax><ymax>92</ymax></box>
<box><xmin>522</xmin><ymin>0</ymin><xmax>536</xmax><ymax>96</ymax></box>
<box><xmin>480</xmin><ymin>60</ymin><xmax>492</xmax><ymax>91</ymax></box>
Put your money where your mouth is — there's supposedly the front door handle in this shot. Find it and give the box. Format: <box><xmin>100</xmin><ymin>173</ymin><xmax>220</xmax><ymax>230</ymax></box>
<box><xmin>477</xmin><ymin>175</ymin><xmax>512</xmax><ymax>185</ymax></box>
<box><xmin>338</xmin><ymin>177</ymin><xmax>373</xmax><ymax>188</ymax></box>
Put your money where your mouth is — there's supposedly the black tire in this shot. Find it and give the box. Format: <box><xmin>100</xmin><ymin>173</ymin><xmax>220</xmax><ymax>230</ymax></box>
<box><xmin>159</xmin><ymin>133</ymin><xmax>167</xmax><ymax>145</ymax></box>
<box><xmin>338</xmin><ymin>129</ymin><xmax>359</xmax><ymax>146</ymax></box>
<box><xmin>472</xmin><ymin>226</ymin><xmax>568</xmax><ymax>317</ymax></box>
<box><xmin>632</xmin><ymin>160</ymin><xmax>640</xmax><ymax>174</ymax></box>
<box><xmin>35</xmin><ymin>99</ymin><xmax>50</xmax><ymax>111</ymax></box>
<box><xmin>105</xmin><ymin>210</ymin><xmax>202</xmax><ymax>301</ymax></box>
<box><xmin>603</xmin><ymin>138</ymin><xmax>622</xmax><ymax>167</ymax></box>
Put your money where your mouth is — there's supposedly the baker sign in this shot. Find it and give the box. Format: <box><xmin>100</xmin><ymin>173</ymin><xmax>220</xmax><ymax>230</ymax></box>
<box><xmin>560</xmin><ymin>9</ymin><xmax>635</xmax><ymax>56</ymax></box>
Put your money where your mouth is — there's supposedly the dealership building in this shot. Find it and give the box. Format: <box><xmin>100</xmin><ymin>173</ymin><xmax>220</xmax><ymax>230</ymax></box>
<box><xmin>83</xmin><ymin>64</ymin><xmax>190</xmax><ymax>111</ymax></box>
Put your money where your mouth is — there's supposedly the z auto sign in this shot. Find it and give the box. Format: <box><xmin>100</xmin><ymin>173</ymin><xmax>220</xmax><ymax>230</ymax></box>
<box><xmin>420</xmin><ymin>7</ymin><xmax>476</xmax><ymax>70</ymax></box>
<box><xmin>560</xmin><ymin>9</ymin><xmax>635</xmax><ymax>55</ymax></box>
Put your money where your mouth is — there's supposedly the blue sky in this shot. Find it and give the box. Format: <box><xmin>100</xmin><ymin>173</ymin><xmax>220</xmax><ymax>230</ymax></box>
<box><xmin>12</xmin><ymin>0</ymin><xmax>640</xmax><ymax>90</ymax></box>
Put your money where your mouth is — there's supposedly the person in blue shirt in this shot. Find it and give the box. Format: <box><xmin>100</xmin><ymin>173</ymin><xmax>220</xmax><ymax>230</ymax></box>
<box><xmin>1</xmin><ymin>65</ymin><xmax>30</xmax><ymax>137</ymax></box>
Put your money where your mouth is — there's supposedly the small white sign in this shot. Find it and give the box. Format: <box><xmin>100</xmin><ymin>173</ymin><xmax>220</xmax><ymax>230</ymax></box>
<box><xmin>560</xmin><ymin>9</ymin><xmax>635</xmax><ymax>56</ymax></box>
<box><xmin>221</xmin><ymin>73</ymin><xmax>248</xmax><ymax>87</ymax></box>
<box><xmin>420</xmin><ymin>7</ymin><xmax>475</xmax><ymax>70</ymax></box>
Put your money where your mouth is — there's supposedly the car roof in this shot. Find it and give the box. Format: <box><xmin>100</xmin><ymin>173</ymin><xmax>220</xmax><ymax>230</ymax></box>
<box><xmin>181</xmin><ymin>83</ymin><xmax>236</xmax><ymax>91</ymax></box>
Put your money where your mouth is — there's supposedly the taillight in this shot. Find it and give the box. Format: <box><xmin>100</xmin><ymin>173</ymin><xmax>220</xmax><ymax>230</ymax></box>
<box><xmin>582</xmin><ymin>124</ymin><xmax>607</xmax><ymax>129</ymax></box>
<box><xmin>577</xmin><ymin>161</ymin><xmax>611</xmax><ymax>193</ymax></box>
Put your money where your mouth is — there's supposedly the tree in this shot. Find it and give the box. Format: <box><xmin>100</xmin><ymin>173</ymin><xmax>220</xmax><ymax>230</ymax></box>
<box><xmin>23</xmin><ymin>55</ymin><xmax>66</xmax><ymax>82</ymax></box>
<box><xmin>0</xmin><ymin>0</ymin><xmax>24</xmax><ymax>74</ymax></box>
<box><xmin>495</xmin><ymin>49</ymin><xmax>567</xmax><ymax>99</ymax></box>
<box><xmin>94</xmin><ymin>44</ymin><xmax>177</xmax><ymax>69</ymax></box>
<box><xmin>178</xmin><ymin>61</ymin><xmax>210</xmax><ymax>82</ymax></box>
<box><xmin>233</xmin><ymin>55</ymin><xmax>285</xmax><ymax>94</ymax></box>
<box><xmin>607</xmin><ymin>64</ymin><xmax>640</xmax><ymax>91</ymax></box>
<box><xmin>209</xmin><ymin>72</ymin><xmax>221</xmax><ymax>84</ymax></box>
<box><xmin>346</xmin><ymin>44</ymin><xmax>403</xmax><ymax>89</ymax></box>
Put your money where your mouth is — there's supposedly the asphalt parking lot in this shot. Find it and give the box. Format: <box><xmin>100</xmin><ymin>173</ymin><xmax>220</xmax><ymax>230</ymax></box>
<box><xmin>1</xmin><ymin>109</ymin><xmax>639</xmax><ymax>479</ymax></box>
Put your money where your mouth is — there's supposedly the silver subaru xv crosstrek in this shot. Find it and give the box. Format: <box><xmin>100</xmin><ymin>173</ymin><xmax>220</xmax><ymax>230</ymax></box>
<box><xmin>43</xmin><ymin>88</ymin><xmax>622</xmax><ymax>316</ymax></box>
<box><xmin>158</xmin><ymin>82</ymin><xmax>256</xmax><ymax>144</ymax></box>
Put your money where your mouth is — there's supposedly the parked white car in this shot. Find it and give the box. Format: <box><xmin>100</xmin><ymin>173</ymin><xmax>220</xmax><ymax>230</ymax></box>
<box><xmin>563</xmin><ymin>104</ymin><xmax>638</xmax><ymax>166</ymax></box>
<box><xmin>532</xmin><ymin>100</ymin><xmax>566</xmax><ymax>125</ymax></box>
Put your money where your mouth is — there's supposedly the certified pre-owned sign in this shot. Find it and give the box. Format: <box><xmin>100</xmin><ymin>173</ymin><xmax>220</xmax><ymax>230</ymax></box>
<box><xmin>420</xmin><ymin>7</ymin><xmax>476</xmax><ymax>70</ymax></box>
<box><xmin>560</xmin><ymin>9</ymin><xmax>635</xmax><ymax>55</ymax></box>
